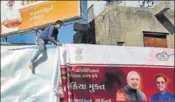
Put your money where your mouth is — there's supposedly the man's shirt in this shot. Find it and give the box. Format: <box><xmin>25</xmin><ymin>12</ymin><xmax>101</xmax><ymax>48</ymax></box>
<box><xmin>151</xmin><ymin>90</ymin><xmax>175</xmax><ymax>101</ymax></box>
<box><xmin>38</xmin><ymin>24</ymin><xmax>58</xmax><ymax>44</ymax></box>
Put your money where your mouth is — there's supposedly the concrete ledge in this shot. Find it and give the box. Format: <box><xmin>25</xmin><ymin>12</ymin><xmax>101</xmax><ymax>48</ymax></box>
<box><xmin>152</xmin><ymin>1</ymin><xmax>171</xmax><ymax>15</ymax></box>
<box><xmin>164</xmin><ymin>9</ymin><xmax>175</xmax><ymax>25</ymax></box>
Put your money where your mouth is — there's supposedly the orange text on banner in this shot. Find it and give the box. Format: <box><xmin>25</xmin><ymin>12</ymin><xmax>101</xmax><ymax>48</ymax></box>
<box><xmin>19</xmin><ymin>1</ymin><xmax>80</xmax><ymax>30</ymax></box>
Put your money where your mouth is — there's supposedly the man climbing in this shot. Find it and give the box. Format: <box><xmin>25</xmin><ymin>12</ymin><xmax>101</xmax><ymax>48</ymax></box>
<box><xmin>29</xmin><ymin>20</ymin><xmax>63</xmax><ymax>74</ymax></box>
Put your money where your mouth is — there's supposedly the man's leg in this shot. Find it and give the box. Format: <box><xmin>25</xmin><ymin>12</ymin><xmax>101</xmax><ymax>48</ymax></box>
<box><xmin>29</xmin><ymin>37</ymin><xmax>45</xmax><ymax>71</ymax></box>
<box><xmin>33</xmin><ymin>46</ymin><xmax>48</xmax><ymax>68</ymax></box>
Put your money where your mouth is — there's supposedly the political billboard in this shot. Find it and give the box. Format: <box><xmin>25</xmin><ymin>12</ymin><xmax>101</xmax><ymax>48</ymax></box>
<box><xmin>1</xmin><ymin>1</ymin><xmax>80</xmax><ymax>35</ymax></box>
<box><xmin>61</xmin><ymin>65</ymin><xmax>174</xmax><ymax>102</ymax></box>
<box><xmin>60</xmin><ymin>44</ymin><xmax>174</xmax><ymax>102</ymax></box>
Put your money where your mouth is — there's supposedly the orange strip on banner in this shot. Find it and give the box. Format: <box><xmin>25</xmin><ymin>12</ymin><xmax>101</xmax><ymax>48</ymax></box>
<box><xmin>18</xmin><ymin>1</ymin><xmax>80</xmax><ymax>30</ymax></box>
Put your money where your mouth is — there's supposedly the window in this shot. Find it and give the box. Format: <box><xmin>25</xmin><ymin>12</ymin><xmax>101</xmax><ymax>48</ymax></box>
<box><xmin>143</xmin><ymin>31</ymin><xmax>168</xmax><ymax>48</ymax></box>
<box><xmin>117</xmin><ymin>42</ymin><xmax>124</xmax><ymax>46</ymax></box>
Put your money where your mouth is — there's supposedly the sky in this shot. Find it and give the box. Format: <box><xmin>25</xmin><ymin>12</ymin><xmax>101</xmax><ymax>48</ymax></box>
<box><xmin>57</xmin><ymin>0</ymin><xmax>88</xmax><ymax>44</ymax></box>
<box><xmin>59</xmin><ymin>24</ymin><xmax>75</xmax><ymax>44</ymax></box>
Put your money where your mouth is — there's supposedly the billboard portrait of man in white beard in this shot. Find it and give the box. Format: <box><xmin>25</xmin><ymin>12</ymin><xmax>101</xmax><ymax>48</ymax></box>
<box><xmin>116</xmin><ymin>71</ymin><xmax>147</xmax><ymax>101</ymax></box>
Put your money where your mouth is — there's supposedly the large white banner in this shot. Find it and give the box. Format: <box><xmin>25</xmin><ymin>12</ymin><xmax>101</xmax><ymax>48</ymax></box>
<box><xmin>62</xmin><ymin>44</ymin><xmax>174</xmax><ymax>66</ymax></box>
<box><xmin>60</xmin><ymin>44</ymin><xmax>174</xmax><ymax>102</ymax></box>
<box><xmin>1</xmin><ymin>44</ymin><xmax>174</xmax><ymax>102</ymax></box>
<box><xmin>1</xmin><ymin>45</ymin><xmax>60</xmax><ymax>102</ymax></box>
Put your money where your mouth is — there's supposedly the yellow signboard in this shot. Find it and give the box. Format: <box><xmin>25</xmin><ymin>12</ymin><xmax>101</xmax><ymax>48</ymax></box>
<box><xmin>19</xmin><ymin>1</ymin><xmax>80</xmax><ymax>30</ymax></box>
<box><xmin>1</xmin><ymin>1</ymin><xmax>80</xmax><ymax>35</ymax></box>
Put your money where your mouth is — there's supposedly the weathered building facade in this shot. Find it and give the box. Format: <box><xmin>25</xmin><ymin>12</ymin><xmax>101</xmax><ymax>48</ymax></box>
<box><xmin>89</xmin><ymin>1</ymin><xmax>174</xmax><ymax>48</ymax></box>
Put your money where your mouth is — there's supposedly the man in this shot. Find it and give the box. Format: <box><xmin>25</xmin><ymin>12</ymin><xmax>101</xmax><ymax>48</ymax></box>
<box><xmin>116</xmin><ymin>71</ymin><xmax>147</xmax><ymax>101</ymax></box>
<box><xmin>150</xmin><ymin>75</ymin><xmax>175</xmax><ymax>101</ymax></box>
<box><xmin>1</xmin><ymin>0</ymin><xmax>22</xmax><ymax>34</ymax></box>
<box><xmin>29</xmin><ymin>20</ymin><xmax>63</xmax><ymax>74</ymax></box>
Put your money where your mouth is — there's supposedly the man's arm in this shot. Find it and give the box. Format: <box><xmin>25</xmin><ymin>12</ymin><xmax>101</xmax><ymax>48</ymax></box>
<box><xmin>48</xmin><ymin>26</ymin><xmax>60</xmax><ymax>45</ymax></box>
